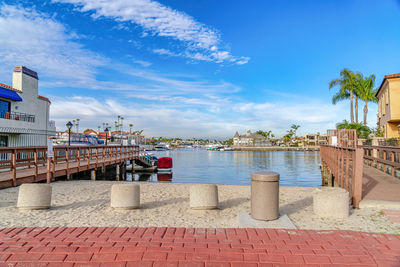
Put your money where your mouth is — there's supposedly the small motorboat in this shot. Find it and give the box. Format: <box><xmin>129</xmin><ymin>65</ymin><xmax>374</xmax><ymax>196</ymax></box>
<box><xmin>157</xmin><ymin>157</ymin><xmax>173</xmax><ymax>172</ymax></box>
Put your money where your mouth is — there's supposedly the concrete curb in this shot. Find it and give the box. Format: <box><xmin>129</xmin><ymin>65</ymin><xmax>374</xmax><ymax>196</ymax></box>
<box><xmin>359</xmin><ymin>199</ymin><xmax>400</xmax><ymax>209</ymax></box>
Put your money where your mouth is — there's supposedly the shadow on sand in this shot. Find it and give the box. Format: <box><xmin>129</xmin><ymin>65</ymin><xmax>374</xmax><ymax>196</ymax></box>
<box><xmin>280</xmin><ymin>196</ymin><xmax>313</xmax><ymax>216</ymax></box>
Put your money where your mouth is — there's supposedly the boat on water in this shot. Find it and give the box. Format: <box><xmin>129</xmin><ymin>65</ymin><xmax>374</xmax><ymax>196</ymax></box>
<box><xmin>154</xmin><ymin>143</ymin><xmax>170</xmax><ymax>151</ymax></box>
<box><xmin>219</xmin><ymin>146</ymin><xmax>234</xmax><ymax>151</ymax></box>
<box><xmin>157</xmin><ymin>157</ymin><xmax>173</xmax><ymax>173</ymax></box>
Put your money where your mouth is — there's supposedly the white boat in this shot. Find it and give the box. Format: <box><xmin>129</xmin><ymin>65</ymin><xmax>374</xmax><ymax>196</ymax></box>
<box><xmin>154</xmin><ymin>143</ymin><xmax>169</xmax><ymax>151</ymax></box>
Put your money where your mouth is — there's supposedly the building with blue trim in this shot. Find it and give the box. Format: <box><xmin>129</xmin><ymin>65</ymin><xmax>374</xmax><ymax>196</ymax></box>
<box><xmin>0</xmin><ymin>66</ymin><xmax>56</xmax><ymax>147</ymax></box>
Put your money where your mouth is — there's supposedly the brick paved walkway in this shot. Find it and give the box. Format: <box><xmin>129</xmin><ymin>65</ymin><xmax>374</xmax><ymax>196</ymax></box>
<box><xmin>0</xmin><ymin>227</ymin><xmax>399</xmax><ymax>266</ymax></box>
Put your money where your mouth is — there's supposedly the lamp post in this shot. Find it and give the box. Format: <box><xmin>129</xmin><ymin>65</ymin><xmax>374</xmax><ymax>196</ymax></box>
<box><xmin>104</xmin><ymin>127</ymin><xmax>109</xmax><ymax>146</ymax></box>
<box><xmin>66</xmin><ymin>121</ymin><xmax>73</xmax><ymax>146</ymax></box>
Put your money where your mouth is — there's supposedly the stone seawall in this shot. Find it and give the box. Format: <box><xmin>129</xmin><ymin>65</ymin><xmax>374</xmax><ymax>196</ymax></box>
<box><xmin>233</xmin><ymin>146</ymin><xmax>320</xmax><ymax>151</ymax></box>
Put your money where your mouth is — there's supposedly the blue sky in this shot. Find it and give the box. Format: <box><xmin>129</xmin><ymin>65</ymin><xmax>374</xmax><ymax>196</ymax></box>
<box><xmin>1</xmin><ymin>0</ymin><xmax>400</xmax><ymax>138</ymax></box>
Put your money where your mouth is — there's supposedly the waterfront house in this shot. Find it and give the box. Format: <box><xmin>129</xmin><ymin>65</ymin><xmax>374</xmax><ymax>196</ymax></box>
<box><xmin>304</xmin><ymin>133</ymin><xmax>328</xmax><ymax>146</ymax></box>
<box><xmin>0</xmin><ymin>66</ymin><xmax>56</xmax><ymax>147</ymax></box>
<box><xmin>376</xmin><ymin>73</ymin><xmax>400</xmax><ymax>138</ymax></box>
<box><xmin>233</xmin><ymin>130</ymin><xmax>271</xmax><ymax>147</ymax></box>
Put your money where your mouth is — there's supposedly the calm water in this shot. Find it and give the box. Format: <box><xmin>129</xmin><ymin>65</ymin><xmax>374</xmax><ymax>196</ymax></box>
<box><xmin>127</xmin><ymin>149</ymin><xmax>322</xmax><ymax>186</ymax></box>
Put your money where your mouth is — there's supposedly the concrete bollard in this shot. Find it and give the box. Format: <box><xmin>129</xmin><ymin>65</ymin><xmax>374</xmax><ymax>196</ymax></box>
<box><xmin>313</xmin><ymin>187</ymin><xmax>349</xmax><ymax>219</ymax></box>
<box><xmin>251</xmin><ymin>172</ymin><xmax>279</xmax><ymax>221</ymax></box>
<box><xmin>17</xmin><ymin>184</ymin><xmax>52</xmax><ymax>210</ymax></box>
<box><xmin>190</xmin><ymin>184</ymin><xmax>218</xmax><ymax>210</ymax></box>
<box><xmin>110</xmin><ymin>184</ymin><xmax>140</xmax><ymax>209</ymax></box>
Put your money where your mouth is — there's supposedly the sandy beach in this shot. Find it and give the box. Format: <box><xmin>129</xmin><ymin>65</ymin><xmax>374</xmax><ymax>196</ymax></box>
<box><xmin>0</xmin><ymin>180</ymin><xmax>399</xmax><ymax>234</ymax></box>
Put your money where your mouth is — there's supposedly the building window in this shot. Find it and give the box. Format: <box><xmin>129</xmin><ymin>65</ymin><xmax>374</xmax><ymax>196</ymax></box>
<box><xmin>0</xmin><ymin>99</ymin><xmax>10</xmax><ymax>118</ymax></box>
<box><xmin>0</xmin><ymin>136</ymin><xmax>8</xmax><ymax>147</ymax></box>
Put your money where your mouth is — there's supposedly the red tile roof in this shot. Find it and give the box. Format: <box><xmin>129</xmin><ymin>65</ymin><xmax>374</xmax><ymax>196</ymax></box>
<box><xmin>0</xmin><ymin>82</ymin><xmax>21</xmax><ymax>92</ymax></box>
<box><xmin>38</xmin><ymin>95</ymin><xmax>51</xmax><ymax>103</ymax></box>
<box><xmin>384</xmin><ymin>73</ymin><xmax>400</xmax><ymax>79</ymax></box>
<box><xmin>0</xmin><ymin>82</ymin><xmax>51</xmax><ymax>103</ymax></box>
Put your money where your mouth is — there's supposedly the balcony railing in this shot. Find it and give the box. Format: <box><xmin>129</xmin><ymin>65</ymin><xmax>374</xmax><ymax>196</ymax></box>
<box><xmin>0</xmin><ymin>111</ymin><xmax>35</xmax><ymax>123</ymax></box>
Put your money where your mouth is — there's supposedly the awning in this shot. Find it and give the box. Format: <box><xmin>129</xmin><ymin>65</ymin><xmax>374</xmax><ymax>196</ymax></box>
<box><xmin>0</xmin><ymin>88</ymin><xmax>22</xmax><ymax>101</ymax></box>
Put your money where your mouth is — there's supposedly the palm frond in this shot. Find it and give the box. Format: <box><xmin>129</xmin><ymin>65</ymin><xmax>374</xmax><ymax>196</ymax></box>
<box><xmin>332</xmin><ymin>91</ymin><xmax>350</xmax><ymax>104</ymax></box>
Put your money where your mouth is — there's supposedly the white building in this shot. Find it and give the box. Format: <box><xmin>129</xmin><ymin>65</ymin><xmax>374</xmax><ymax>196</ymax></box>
<box><xmin>233</xmin><ymin>130</ymin><xmax>272</xmax><ymax>147</ymax></box>
<box><xmin>0</xmin><ymin>66</ymin><xmax>56</xmax><ymax>147</ymax></box>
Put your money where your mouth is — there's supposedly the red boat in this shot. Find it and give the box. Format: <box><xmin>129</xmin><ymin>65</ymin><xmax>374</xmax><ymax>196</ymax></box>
<box><xmin>157</xmin><ymin>157</ymin><xmax>173</xmax><ymax>172</ymax></box>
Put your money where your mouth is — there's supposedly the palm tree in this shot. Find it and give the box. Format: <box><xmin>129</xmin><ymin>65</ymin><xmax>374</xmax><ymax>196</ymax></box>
<box><xmin>129</xmin><ymin>124</ymin><xmax>133</xmax><ymax>134</ymax></box>
<box><xmin>117</xmin><ymin>115</ymin><xmax>121</xmax><ymax>133</ymax></box>
<box><xmin>336</xmin><ymin>120</ymin><xmax>371</xmax><ymax>139</ymax></box>
<box><xmin>329</xmin><ymin>69</ymin><xmax>361</xmax><ymax>123</ymax></box>
<box><xmin>356</xmin><ymin>74</ymin><xmax>378</xmax><ymax>125</ymax></box>
<box><xmin>291</xmin><ymin>124</ymin><xmax>300</xmax><ymax>139</ymax></box>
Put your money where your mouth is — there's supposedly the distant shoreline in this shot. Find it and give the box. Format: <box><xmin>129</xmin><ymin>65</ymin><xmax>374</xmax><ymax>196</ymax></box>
<box><xmin>232</xmin><ymin>146</ymin><xmax>320</xmax><ymax>151</ymax></box>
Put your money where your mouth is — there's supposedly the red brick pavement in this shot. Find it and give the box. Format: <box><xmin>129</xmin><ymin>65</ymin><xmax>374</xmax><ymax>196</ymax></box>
<box><xmin>0</xmin><ymin>227</ymin><xmax>399</xmax><ymax>266</ymax></box>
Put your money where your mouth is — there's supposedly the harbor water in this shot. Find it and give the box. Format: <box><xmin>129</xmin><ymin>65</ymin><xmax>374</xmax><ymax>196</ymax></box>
<box><xmin>128</xmin><ymin>149</ymin><xmax>321</xmax><ymax>186</ymax></box>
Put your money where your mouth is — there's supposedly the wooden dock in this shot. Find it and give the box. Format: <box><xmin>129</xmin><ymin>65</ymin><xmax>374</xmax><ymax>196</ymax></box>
<box><xmin>320</xmin><ymin>130</ymin><xmax>400</xmax><ymax>207</ymax></box>
<box><xmin>0</xmin><ymin>145</ymin><xmax>152</xmax><ymax>190</ymax></box>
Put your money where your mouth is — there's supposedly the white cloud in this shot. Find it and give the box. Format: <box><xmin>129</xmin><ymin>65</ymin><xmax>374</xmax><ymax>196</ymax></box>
<box><xmin>152</xmin><ymin>48</ymin><xmax>178</xmax><ymax>57</ymax></box>
<box><xmin>52</xmin><ymin>0</ymin><xmax>249</xmax><ymax>65</ymax></box>
<box><xmin>134</xmin><ymin>60</ymin><xmax>152</xmax><ymax>67</ymax></box>
<box><xmin>0</xmin><ymin>4</ymin><xmax>104</xmax><ymax>86</ymax></box>
<box><xmin>50</xmin><ymin>94</ymin><xmax>353</xmax><ymax>139</ymax></box>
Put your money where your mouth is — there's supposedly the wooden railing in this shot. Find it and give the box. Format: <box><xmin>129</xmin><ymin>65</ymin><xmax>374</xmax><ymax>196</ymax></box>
<box><xmin>0</xmin><ymin>145</ymin><xmax>139</xmax><ymax>186</ymax></box>
<box><xmin>320</xmin><ymin>145</ymin><xmax>363</xmax><ymax>208</ymax></box>
<box><xmin>363</xmin><ymin>145</ymin><xmax>400</xmax><ymax>176</ymax></box>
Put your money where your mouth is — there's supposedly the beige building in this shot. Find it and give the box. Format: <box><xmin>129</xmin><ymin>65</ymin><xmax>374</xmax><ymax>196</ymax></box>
<box><xmin>376</xmin><ymin>73</ymin><xmax>400</xmax><ymax>138</ymax></box>
<box><xmin>304</xmin><ymin>133</ymin><xmax>328</xmax><ymax>146</ymax></box>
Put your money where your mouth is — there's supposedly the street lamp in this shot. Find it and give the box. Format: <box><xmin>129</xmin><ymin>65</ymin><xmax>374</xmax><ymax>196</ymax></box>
<box><xmin>66</xmin><ymin>121</ymin><xmax>73</xmax><ymax>146</ymax></box>
<box><xmin>104</xmin><ymin>127</ymin><xmax>109</xmax><ymax>146</ymax></box>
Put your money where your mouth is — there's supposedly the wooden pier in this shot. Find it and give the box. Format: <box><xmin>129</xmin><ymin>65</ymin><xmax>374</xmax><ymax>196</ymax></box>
<box><xmin>320</xmin><ymin>129</ymin><xmax>400</xmax><ymax>208</ymax></box>
<box><xmin>0</xmin><ymin>145</ymin><xmax>152</xmax><ymax>190</ymax></box>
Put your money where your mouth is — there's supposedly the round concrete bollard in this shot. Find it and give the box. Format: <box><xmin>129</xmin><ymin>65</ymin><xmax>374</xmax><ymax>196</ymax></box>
<box><xmin>111</xmin><ymin>184</ymin><xmax>140</xmax><ymax>209</ymax></box>
<box><xmin>17</xmin><ymin>184</ymin><xmax>52</xmax><ymax>210</ymax></box>
<box><xmin>190</xmin><ymin>184</ymin><xmax>218</xmax><ymax>210</ymax></box>
<box><xmin>251</xmin><ymin>172</ymin><xmax>279</xmax><ymax>221</ymax></box>
<box><xmin>313</xmin><ymin>187</ymin><xmax>349</xmax><ymax>219</ymax></box>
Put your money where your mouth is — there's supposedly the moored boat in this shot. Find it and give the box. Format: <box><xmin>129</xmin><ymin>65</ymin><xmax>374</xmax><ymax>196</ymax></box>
<box><xmin>157</xmin><ymin>157</ymin><xmax>173</xmax><ymax>172</ymax></box>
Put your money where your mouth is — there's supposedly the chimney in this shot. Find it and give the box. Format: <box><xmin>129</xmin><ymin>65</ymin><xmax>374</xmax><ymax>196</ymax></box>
<box><xmin>12</xmin><ymin>66</ymin><xmax>39</xmax><ymax>96</ymax></box>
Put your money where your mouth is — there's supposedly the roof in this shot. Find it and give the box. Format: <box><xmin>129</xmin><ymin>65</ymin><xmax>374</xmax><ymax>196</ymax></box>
<box><xmin>84</xmin><ymin>130</ymin><xmax>97</xmax><ymax>135</ymax></box>
<box><xmin>38</xmin><ymin>95</ymin><xmax>51</xmax><ymax>103</ymax></box>
<box><xmin>0</xmin><ymin>82</ymin><xmax>21</xmax><ymax>92</ymax></box>
<box><xmin>376</xmin><ymin>73</ymin><xmax>400</xmax><ymax>97</ymax></box>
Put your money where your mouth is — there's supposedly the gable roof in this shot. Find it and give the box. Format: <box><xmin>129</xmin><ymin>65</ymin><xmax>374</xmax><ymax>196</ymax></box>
<box><xmin>376</xmin><ymin>73</ymin><xmax>400</xmax><ymax>97</ymax></box>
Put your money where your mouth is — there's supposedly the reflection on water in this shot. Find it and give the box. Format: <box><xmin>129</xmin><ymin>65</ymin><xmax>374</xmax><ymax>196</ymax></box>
<box><xmin>126</xmin><ymin>172</ymin><xmax>173</xmax><ymax>182</ymax></box>
<box><xmin>127</xmin><ymin>150</ymin><xmax>321</xmax><ymax>186</ymax></box>
<box><xmin>157</xmin><ymin>173</ymin><xmax>173</xmax><ymax>182</ymax></box>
